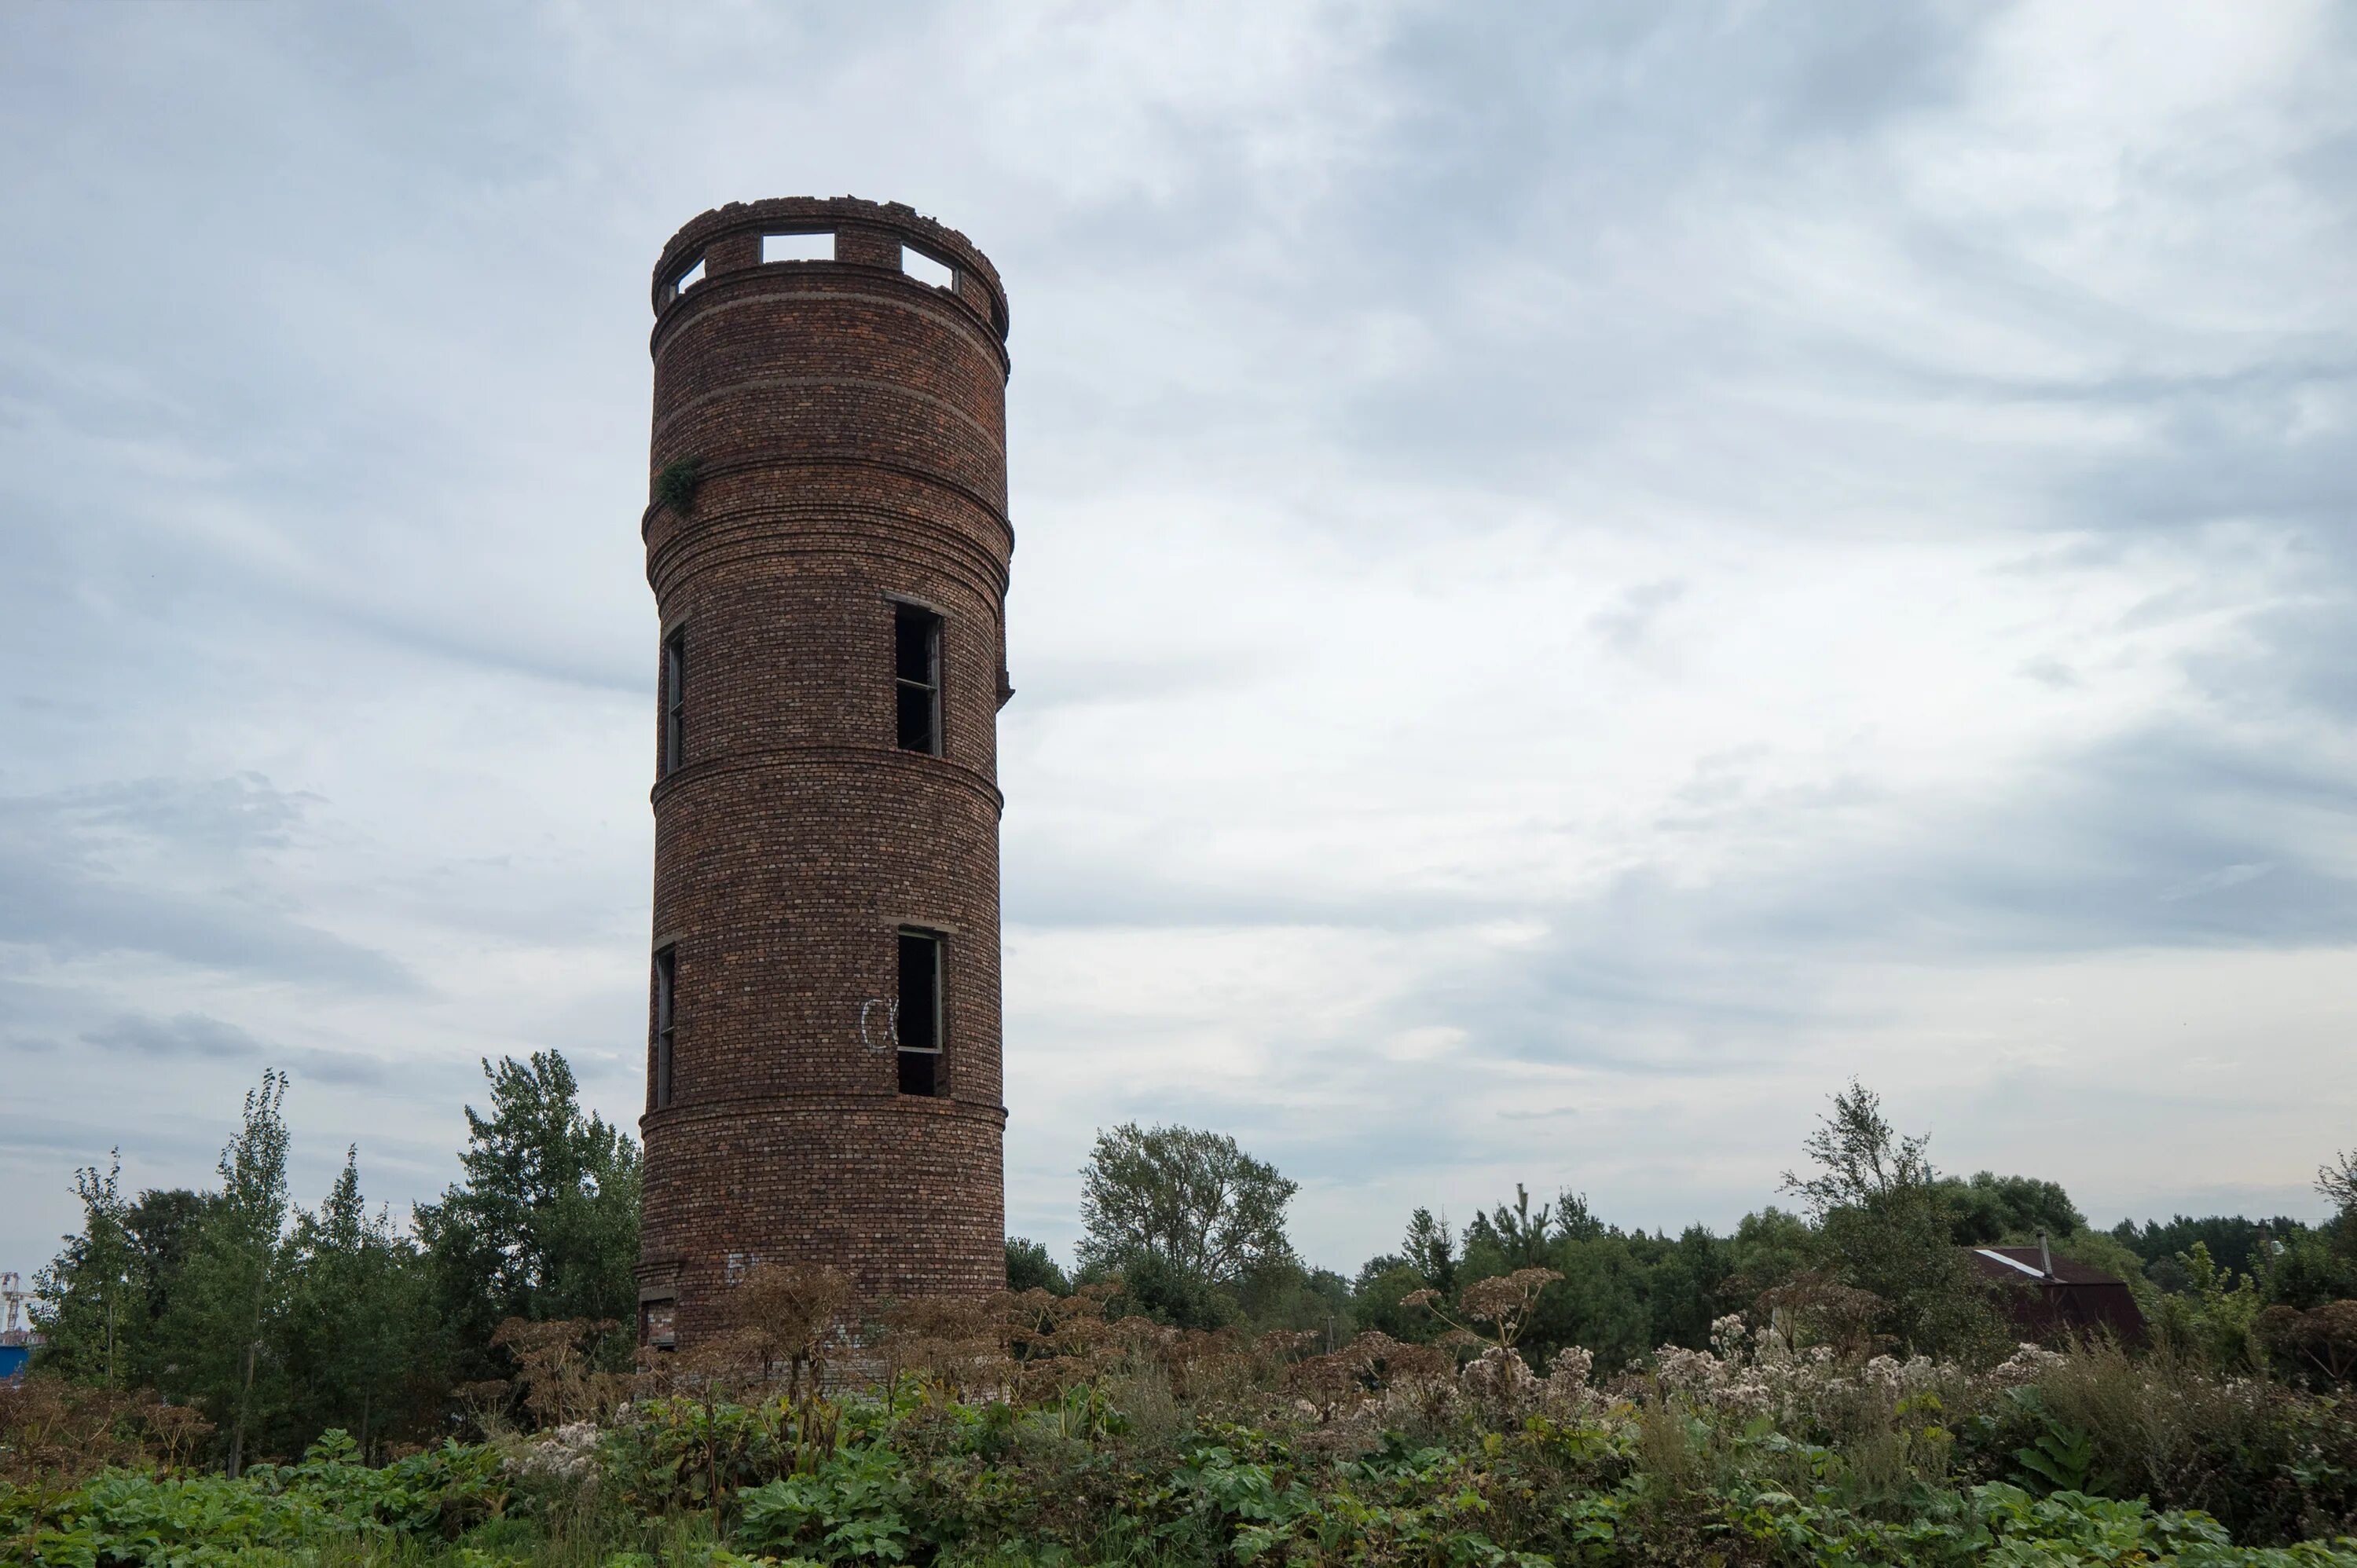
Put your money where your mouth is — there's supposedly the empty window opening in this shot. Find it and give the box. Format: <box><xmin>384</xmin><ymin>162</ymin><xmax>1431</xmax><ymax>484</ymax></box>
<box><xmin>673</xmin><ymin>256</ymin><xmax>706</xmax><ymax>295</ymax></box>
<box><xmin>662</xmin><ymin>628</ymin><xmax>686</xmax><ymax>775</ymax></box>
<box><xmin>652</xmin><ymin>947</ymin><xmax>677</xmax><ymax>1109</ymax></box>
<box><xmin>897</xmin><ymin>929</ymin><xmax>943</xmax><ymax>1096</ymax></box>
<box><xmin>763</xmin><ymin>231</ymin><xmax>834</xmax><ymax>264</ymax></box>
<box><xmin>900</xmin><ymin>244</ymin><xmax>955</xmax><ymax>290</ymax></box>
<box><xmin>894</xmin><ymin>604</ymin><xmax>942</xmax><ymax>755</ymax></box>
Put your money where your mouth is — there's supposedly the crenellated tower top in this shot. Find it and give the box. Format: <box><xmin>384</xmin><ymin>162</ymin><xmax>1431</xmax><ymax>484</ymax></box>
<box><xmin>650</xmin><ymin>196</ymin><xmax>1009</xmax><ymax>346</ymax></box>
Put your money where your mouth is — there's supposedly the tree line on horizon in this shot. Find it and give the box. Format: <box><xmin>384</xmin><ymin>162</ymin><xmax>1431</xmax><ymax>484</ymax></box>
<box><xmin>31</xmin><ymin>1055</ymin><xmax>2357</xmax><ymax>1467</ymax></box>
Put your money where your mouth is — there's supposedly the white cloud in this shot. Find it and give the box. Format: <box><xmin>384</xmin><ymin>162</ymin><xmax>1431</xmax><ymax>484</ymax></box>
<box><xmin>2</xmin><ymin>1</ymin><xmax>2352</xmax><ymax>1277</ymax></box>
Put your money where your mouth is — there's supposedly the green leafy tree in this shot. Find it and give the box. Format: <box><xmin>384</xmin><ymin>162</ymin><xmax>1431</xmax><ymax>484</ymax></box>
<box><xmin>2319</xmin><ymin>1150</ymin><xmax>2357</xmax><ymax>1280</ymax></box>
<box><xmin>414</xmin><ymin>1051</ymin><xmax>641</xmax><ymax>1377</ymax></box>
<box><xmin>2321</xmin><ymin>1149</ymin><xmax>2357</xmax><ymax>1221</ymax></box>
<box><xmin>1541</xmin><ymin>1229</ymin><xmax>1659</xmax><ymax>1372</ymax></box>
<box><xmin>1647</xmin><ymin>1223</ymin><xmax>1735</xmax><ymax>1351</ymax></box>
<box><xmin>1237</xmin><ymin>1262</ymin><xmax>1354</xmax><ymax>1342</ymax></box>
<box><xmin>1452</xmin><ymin>1190</ymin><xmax>1662</xmax><ymax>1373</ymax></box>
<box><xmin>1004</xmin><ymin>1236</ymin><xmax>1071</xmax><ymax>1295</ymax></box>
<box><xmin>1464</xmin><ymin>1184</ymin><xmax>1554</xmax><ymax>1269</ymax></box>
<box><xmin>1783</xmin><ymin>1079</ymin><xmax>1999</xmax><ymax>1360</ymax></box>
<box><xmin>1552</xmin><ymin>1190</ymin><xmax>1608</xmax><ymax>1244</ymax></box>
<box><xmin>1094</xmin><ymin>1248</ymin><xmax>1235</xmax><ymax>1329</ymax></box>
<box><xmin>284</xmin><ymin>1148</ymin><xmax>434</xmax><ymax>1460</ymax></box>
<box><xmin>1401</xmin><ymin>1208</ymin><xmax>1459</xmax><ymax>1291</ymax></box>
<box><xmin>2259</xmin><ymin>1227</ymin><xmax>2357</xmax><ymax>1311</ymax></box>
<box><xmin>2152</xmin><ymin>1240</ymin><xmax>2265</xmax><ymax>1371</ymax></box>
<box><xmin>2109</xmin><ymin>1213</ymin><xmax>2312</xmax><ymax>1283</ymax></box>
<box><xmin>124</xmin><ymin>1186</ymin><xmax>211</xmax><ymax>1370</ymax></box>
<box><xmin>31</xmin><ymin>1153</ymin><xmax>145</xmax><ymax>1387</ymax></box>
<box><xmin>1941</xmin><ymin>1171</ymin><xmax>2087</xmax><ymax>1246</ymax></box>
<box><xmin>1076</xmin><ymin>1123</ymin><xmax>1297</xmax><ymax>1293</ymax></box>
<box><xmin>1723</xmin><ymin>1205</ymin><xmax>1821</xmax><ymax>1306</ymax></box>
<box><xmin>161</xmin><ymin>1071</ymin><xmax>294</xmax><ymax>1475</ymax></box>
<box><xmin>1350</xmin><ymin>1255</ymin><xmax>1437</xmax><ymax>1342</ymax></box>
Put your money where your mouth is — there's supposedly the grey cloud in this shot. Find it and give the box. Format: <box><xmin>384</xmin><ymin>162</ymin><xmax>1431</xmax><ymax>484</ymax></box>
<box><xmin>1003</xmin><ymin>847</ymin><xmax>1519</xmax><ymax>935</ymax></box>
<box><xmin>2017</xmin><ymin>656</ymin><xmax>2078</xmax><ymax>689</ymax></box>
<box><xmin>86</xmin><ymin>1012</ymin><xmax>262</xmax><ymax>1061</ymax></box>
<box><xmin>2188</xmin><ymin>599</ymin><xmax>2357</xmax><ymax>724</ymax></box>
<box><xmin>0</xmin><ymin>778</ymin><xmax>416</xmax><ymax>991</ymax></box>
<box><xmin>7</xmin><ymin>1</ymin><xmax>2357</xmax><ymax>1271</ymax></box>
<box><xmin>82</xmin><ymin>1009</ymin><xmax>394</xmax><ymax>1087</ymax></box>
<box><xmin>1590</xmin><ymin>581</ymin><xmax>1686</xmax><ymax>653</ymax></box>
<box><xmin>1373</xmin><ymin>718</ymin><xmax>2357</xmax><ymax>1097</ymax></box>
<box><xmin>1725</xmin><ymin>731</ymin><xmax>2357</xmax><ymax>955</ymax></box>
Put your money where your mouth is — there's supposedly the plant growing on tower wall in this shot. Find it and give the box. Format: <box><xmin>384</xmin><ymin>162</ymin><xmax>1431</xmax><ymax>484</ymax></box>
<box><xmin>654</xmin><ymin>456</ymin><xmax>705</xmax><ymax>516</ymax></box>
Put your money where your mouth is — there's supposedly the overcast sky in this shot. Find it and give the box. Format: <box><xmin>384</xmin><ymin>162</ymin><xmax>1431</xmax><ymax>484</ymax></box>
<box><xmin>3</xmin><ymin>1</ymin><xmax>2353</xmax><ymax>1280</ymax></box>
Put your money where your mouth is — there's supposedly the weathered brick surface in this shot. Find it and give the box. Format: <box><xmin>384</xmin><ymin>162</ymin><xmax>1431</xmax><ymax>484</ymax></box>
<box><xmin>634</xmin><ymin>197</ymin><xmax>1011</xmax><ymax>1345</ymax></box>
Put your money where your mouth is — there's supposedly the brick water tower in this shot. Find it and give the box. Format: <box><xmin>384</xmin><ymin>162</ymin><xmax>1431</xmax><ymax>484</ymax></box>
<box><xmin>632</xmin><ymin>197</ymin><xmax>1012</xmax><ymax>1350</ymax></box>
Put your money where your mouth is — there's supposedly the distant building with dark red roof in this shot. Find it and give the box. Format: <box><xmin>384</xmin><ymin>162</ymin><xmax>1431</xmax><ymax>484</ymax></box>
<box><xmin>1967</xmin><ymin>1238</ymin><xmax>2146</xmax><ymax>1346</ymax></box>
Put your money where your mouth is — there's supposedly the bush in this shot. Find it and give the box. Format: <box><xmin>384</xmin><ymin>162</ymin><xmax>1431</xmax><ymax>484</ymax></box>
<box><xmin>11</xmin><ymin>1287</ymin><xmax>2357</xmax><ymax>1566</ymax></box>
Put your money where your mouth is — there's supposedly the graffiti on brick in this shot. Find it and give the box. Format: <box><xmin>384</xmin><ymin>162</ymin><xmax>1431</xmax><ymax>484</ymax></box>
<box><xmin>858</xmin><ymin>996</ymin><xmax>900</xmax><ymax>1054</ymax></box>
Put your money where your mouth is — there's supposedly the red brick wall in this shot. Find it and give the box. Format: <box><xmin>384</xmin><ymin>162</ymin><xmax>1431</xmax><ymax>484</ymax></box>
<box><xmin>635</xmin><ymin>198</ymin><xmax>1011</xmax><ymax>1343</ymax></box>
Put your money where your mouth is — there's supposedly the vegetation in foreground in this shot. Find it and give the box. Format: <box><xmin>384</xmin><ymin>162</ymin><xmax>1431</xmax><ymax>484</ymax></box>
<box><xmin>14</xmin><ymin>1060</ymin><xmax>2357</xmax><ymax>1563</ymax></box>
<box><xmin>9</xmin><ymin>1280</ymin><xmax>2357</xmax><ymax>1566</ymax></box>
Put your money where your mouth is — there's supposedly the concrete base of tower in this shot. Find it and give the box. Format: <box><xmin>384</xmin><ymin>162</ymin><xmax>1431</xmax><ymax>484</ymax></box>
<box><xmin>635</xmin><ymin>1092</ymin><xmax>1006</xmax><ymax>1350</ymax></box>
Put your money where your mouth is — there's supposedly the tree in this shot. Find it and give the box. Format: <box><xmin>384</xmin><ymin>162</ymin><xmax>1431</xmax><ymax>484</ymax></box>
<box><xmin>1781</xmin><ymin>1080</ymin><xmax>1998</xmax><ymax>1360</ymax></box>
<box><xmin>2151</xmin><ymin>1240</ymin><xmax>2264</xmax><ymax>1372</ymax></box>
<box><xmin>1076</xmin><ymin>1123</ymin><xmax>1297</xmax><ymax>1292</ymax></box>
<box><xmin>161</xmin><ymin>1071</ymin><xmax>294</xmax><ymax>1475</ymax></box>
<box><xmin>1647</xmin><ymin>1224</ymin><xmax>1734</xmax><ymax>1351</ymax></box>
<box><xmin>2258</xmin><ymin>1227</ymin><xmax>2357</xmax><ymax>1312</ymax></box>
<box><xmin>31</xmin><ymin>1154</ymin><xmax>143</xmax><ymax>1388</ymax></box>
<box><xmin>2319</xmin><ymin>1152</ymin><xmax>2357</xmax><ymax>1273</ymax></box>
<box><xmin>1005</xmin><ymin>1236</ymin><xmax>1071</xmax><ymax>1295</ymax></box>
<box><xmin>1783</xmin><ymin>1080</ymin><xmax>1931</xmax><ymax>1221</ymax></box>
<box><xmin>1552</xmin><ymin>1190</ymin><xmax>1607</xmax><ymax>1244</ymax></box>
<box><xmin>1238</xmin><ymin>1262</ymin><xmax>1354</xmax><ymax>1343</ymax></box>
<box><xmin>1464</xmin><ymin>1185</ymin><xmax>1553</xmax><ymax>1269</ymax></box>
<box><xmin>125</xmin><ymin>1187</ymin><xmax>211</xmax><ymax>1367</ymax></box>
<box><xmin>2321</xmin><ymin>1149</ymin><xmax>2357</xmax><ymax>1221</ymax></box>
<box><xmin>1402</xmin><ymin>1208</ymin><xmax>1459</xmax><ymax>1292</ymax></box>
<box><xmin>2109</xmin><ymin>1214</ymin><xmax>2313</xmax><ymax>1283</ymax></box>
<box><xmin>284</xmin><ymin>1149</ymin><xmax>432</xmax><ymax>1460</ymax></box>
<box><xmin>1723</xmin><ymin>1205</ymin><xmax>1820</xmax><ymax>1306</ymax></box>
<box><xmin>414</xmin><ymin>1052</ymin><xmax>641</xmax><ymax>1377</ymax></box>
<box><xmin>1940</xmin><ymin>1171</ymin><xmax>2085</xmax><ymax>1246</ymax></box>
<box><xmin>1538</xmin><ymin>1229</ymin><xmax>1658</xmax><ymax>1372</ymax></box>
<box><xmin>1351</xmin><ymin>1255</ymin><xmax>1437</xmax><ymax>1342</ymax></box>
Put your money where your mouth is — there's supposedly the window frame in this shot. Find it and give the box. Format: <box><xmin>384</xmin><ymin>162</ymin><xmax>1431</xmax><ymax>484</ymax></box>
<box><xmin>652</xmin><ymin>945</ymin><xmax>677</xmax><ymax>1110</ymax></box>
<box><xmin>893</xmin><ymin>604</ymin><xmax>944</xmax><ymax>757</ymax></box>
<box><xmin>662</xmin><ymin>627</ymin><xmax>686</xmax><ymax>776</ymax></box>
<box><xmin>896</xmin><ymin>927</ymin><xmax>944</xmax><ymax>1097</ymax></box>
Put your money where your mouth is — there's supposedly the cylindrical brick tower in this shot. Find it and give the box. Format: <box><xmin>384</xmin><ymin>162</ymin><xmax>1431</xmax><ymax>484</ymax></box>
<box><xmin>633</xmin><ymin>197</ymin><xmax>1012</xmax><ymax>1350</ymax></box>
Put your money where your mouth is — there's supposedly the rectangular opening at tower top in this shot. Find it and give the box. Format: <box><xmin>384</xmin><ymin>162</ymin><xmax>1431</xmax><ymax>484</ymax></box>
<box><xmin>898</xmin><ymin>929</ymin><xmax>942</xmax><ymax>1097</ymax></box>
<box><xmin>763</xmin><ymin>231</ymin><xmax>833</xmax><ymax>263</ymax></box>
<box><xmin>895</xmin><ymin>604</ymin><xmax>942</xmax><ymax>755</ymax></box>
<box><xmin>673</xmin><ymin>257</ymin><xmax>706</xmax><ymax>294</ymax></box>
<box><xmin>900</xmin><ymin>245</ymin><xmax>955</xmax><ymax>289</ymax></box>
